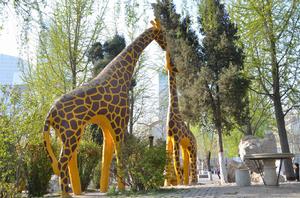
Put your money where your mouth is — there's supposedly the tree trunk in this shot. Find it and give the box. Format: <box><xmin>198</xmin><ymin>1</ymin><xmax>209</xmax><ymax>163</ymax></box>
<box><xmin>273</xmin><ymin>96</ymin><xmax>295</xmax><ymax>180</ymax></box>
<box><xmin>245</xmin><ymin>95</ymin><xmax>253</xmax><ymax>136</ymax></box>
<box><xmin>215</xmin><ymin>85</ymin><xmax>228</xmax><ymax>183</ymax></box>
<box><xmin>72</xmin><ymin>67</ymin><xmax>77</xmax><ymax>90</ymax></box>
<box><xmin>263</xmin><ymin>4</ymin><xmax>295</xmax><ymax>180</ymax></box>
<box><xmin>206</xmin><ymin>151</ymin><xmax>213</xmax><ymax>181</ymax></box>
<box><xmin>217</xmin><ymin>125</ymin><xmax>228</xmax><ymax>183</ymax></box>
<box><xmin>269</xmin><ymin>32</ymin><xmax>295</xmax><ymax>181</ymax></box>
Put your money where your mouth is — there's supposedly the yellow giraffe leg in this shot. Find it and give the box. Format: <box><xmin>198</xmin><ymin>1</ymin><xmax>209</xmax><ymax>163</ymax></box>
<box><xmin>165</xmin><ymin>137</ymin><xmax>174</xmax><ymax>186</ymax></box>
<box><xmin>182</xmin><ymin>148</ymin><xmax>190</xmax><ymax>185</ymax></box>
<box><xmin>100</xmin><ymin>128</ymin><xmax>114</xmax><ymax>192</ymax></box>
<box><xmin>173</xmin><ymin>142</ymin><xmax>183</xmax><ymax>185</ymax></box>
<box><xmin>68</xmin><ymin>150</ymin><xmax>82</xmax><ymax>195</ymax></box>
<box><xmin>115</xmin><ymin>143</ymin><xmax>125</xmax><ymax>191</ymax></box>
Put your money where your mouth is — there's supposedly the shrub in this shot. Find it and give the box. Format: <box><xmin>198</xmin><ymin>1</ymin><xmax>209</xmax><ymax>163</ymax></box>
<box><xmin>25</xmin><ymin>143</ymin><xmax>52</xmax><ymax>197</ymax></box>
<box><xmin>0</xmin><ymin>182</ymin><xmax>20</xmax><ymax>198</ymax></box>
<box><xmin>120</xmin><ymin>134</ymin><xmax>167</xmax><ymax>192</ymax></box>
<box><xmin>78</xmin><ymin>140</ymin><xmax>102</xmax><ymax>191</ymax></box>
<box><xmin>92</xmin><ymin>161</ymin><xmax>102</xmax><ymax>189</ymax></box>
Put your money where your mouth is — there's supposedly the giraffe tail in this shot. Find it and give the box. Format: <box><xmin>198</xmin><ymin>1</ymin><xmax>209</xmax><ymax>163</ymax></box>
<box><xmin>43</xmin><ymin>117</ymin><xmax>60</xmax><ymax>176</ymax></box>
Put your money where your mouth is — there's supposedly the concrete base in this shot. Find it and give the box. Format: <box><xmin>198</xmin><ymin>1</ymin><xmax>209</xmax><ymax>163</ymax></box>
<box><xmin>263</xmin><ymin>159</ymin><xmax>277</xmax><ymax>186</ymax></box>
<box><xmin>235</xmin><ymin>169</ymin><xmax>251</xmax><ymax>186</ymax></box>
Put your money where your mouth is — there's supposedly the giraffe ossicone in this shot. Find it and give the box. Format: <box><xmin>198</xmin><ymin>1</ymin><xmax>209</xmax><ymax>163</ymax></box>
<box><xmin>43</xmin><ymin>19</ymin><xmax>167</xmax><ymax>197</ymax></box>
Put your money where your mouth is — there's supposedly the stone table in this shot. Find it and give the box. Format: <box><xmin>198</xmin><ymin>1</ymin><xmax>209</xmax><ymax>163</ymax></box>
<box><xmin>244</xmin><ymin>153</ymin><xmax>294</xmax><ymax>186</ymax></box>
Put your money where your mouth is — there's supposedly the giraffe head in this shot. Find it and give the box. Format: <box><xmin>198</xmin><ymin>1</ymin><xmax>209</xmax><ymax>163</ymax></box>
<box><xmin>151</xmin><ymin>19</ymin><xmax>167</xmax><ymax>50</ymax></box>
<box><xmin>165</xmin><ymin>50</ymin><xmax>178</xmax><ymax>73</ymax></box>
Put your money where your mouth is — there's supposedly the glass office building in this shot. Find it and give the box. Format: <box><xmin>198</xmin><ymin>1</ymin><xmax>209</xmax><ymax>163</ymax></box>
<box><xmin>0</xmin><ymin>54</ymin><xmax>23</xmax><ymax>85</ymax></box>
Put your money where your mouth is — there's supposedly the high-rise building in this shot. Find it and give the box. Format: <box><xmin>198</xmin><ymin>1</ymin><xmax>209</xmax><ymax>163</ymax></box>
<box><xmin>0</xmin><ymin>54</ymin><xmax>23</xmax><ymax>85</ymax></box>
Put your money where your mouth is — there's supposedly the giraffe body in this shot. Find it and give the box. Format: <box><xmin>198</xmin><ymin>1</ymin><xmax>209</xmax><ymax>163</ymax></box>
<box><xmin>43</xmin><ymin>20</ymin><xmax>166</xmax><ymax>196</ymax></box>
<box><xmin>164</xmin><ymin>51</ymin><xmax>198</xmax><ymax>186</ymax></box>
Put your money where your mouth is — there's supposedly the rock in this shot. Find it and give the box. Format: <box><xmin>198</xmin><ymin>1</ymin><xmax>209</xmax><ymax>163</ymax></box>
<box><xmin>250</xmin><ymin>172</ymin><xmax>285</xmax><ymax>184</ymax></box>
<box><xmin>250</xmin><ymin>172</ymin><xmax>263</xmax><ymax>183</ymax></box>
<box><xmin>278</xmin><ymin>174</ymin><xmax>286</xmax><ymax>183</ymax></box>
<box><xmin>239</xmin><ymin>133</ymin><xmax>277</xmax><ymax>173</ymax></box>
<box><xmin>227</xmin><ymin>159</ymin><xmax>248</xmax><ymax>183</ymax></box>
<box><xmin>48</xmin><ymin>175</ymin><xmax>60</xmax><ymax>193</ymax></box>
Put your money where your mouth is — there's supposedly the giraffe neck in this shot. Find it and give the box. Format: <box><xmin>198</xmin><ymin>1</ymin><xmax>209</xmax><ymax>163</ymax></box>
<box><xmin>95</xmin><ymin>27</ymin><xmax>161</xmax><ymax>88</ymax></box>
<box><xmin>168</xmin><ymin>70</ymin><xmax>179</xmax><ymax>110</ymax></box>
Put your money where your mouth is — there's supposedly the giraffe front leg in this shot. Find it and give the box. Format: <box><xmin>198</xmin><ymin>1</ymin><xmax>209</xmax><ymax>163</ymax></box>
<box><xmin>182</xmin><ymin>148</ymin><xmax>190</xmax><ymax>185</ymax></box>
<box><xmin>100</xmin><ymin>128</ymin><xmax>114</xmax><ymax>193</ymax></box>
<box><xmin>173</xmin><ymin>142</ymin><xmax>183</xmax><ymax>185</ymax></box>
<box><xmin>68</xmin><ymin>150</ymin><xmax>81</xmax><ymax>195</ymax></box>
<box><xmin>165</xmin><ymin>137</ymin><xmax>174</xmax><ymax>186</ymax></box>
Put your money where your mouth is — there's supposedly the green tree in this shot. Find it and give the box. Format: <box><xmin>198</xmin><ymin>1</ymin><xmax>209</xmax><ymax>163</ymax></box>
<box><xmin>154</xmin><ymin>0</ymin><xmax>249</xmax><ymax>183</ymax></box>
<box><xmin>124</xmin><ymin>0</ymin><xmax>152</xmax><ymax>135</ymax></box>
<box><xmin>229</xmin><ymin>0</ymin><xmax>300</xmax><ymax>180</ymax></box>
<box><xmin>195</xmin><ymin>0</ymin><xmax>249</xmax><ymax>182</ymax></box>
<box><xmin>35</xmin><ymin>0</ymin><xmax>108</xmax><ymax>90</ymax></box>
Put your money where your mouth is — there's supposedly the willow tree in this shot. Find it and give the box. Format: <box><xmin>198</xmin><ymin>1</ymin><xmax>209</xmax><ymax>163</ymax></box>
<box><xmin>230</xmin><ymin>0</ymin><xmax>300</xmax><ymax>180</ymax></box>
<box><xmin>32</xmin><ymin>0</ymin><xmax>108</xmax><ymax>91</ymax></box>
<box><xmin>21</xmin><ymin>0</ymin><xmax>109</xmax><ymax>152</ymax></box>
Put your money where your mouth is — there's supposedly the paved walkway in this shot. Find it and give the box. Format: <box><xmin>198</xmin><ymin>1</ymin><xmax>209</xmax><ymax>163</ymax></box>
<box><xmin>158</xmin><ymin>182</ymin><xmax>300</xmax><ymax>198</ymax></box>
<box><xmin>70</xmin><ymin>182</ymin><xmax>300</xmax><ymax>198</ymax></box>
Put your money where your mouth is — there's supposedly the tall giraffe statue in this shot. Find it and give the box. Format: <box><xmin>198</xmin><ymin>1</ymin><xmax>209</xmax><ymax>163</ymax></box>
<box><xmin>42</xmin><ymin>19</ymin><xmax>166</xmax><ymax>197</ymax></box>
<box><xmin>164</xmin><ymin>50</ymin><xmax>198</xmax><ymax>186</ymax></box>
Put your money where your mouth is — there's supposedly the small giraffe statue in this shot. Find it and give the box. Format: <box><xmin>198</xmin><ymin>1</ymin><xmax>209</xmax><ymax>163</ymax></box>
<box><xmin>43</xmin><ymin>19</ymin><xmax>167</xmax><ymax>197</ymax></box>
<box><xmin>164</xmin><ymin>50</ymin><xmax>198</xmax><ymax>186</ymax></box>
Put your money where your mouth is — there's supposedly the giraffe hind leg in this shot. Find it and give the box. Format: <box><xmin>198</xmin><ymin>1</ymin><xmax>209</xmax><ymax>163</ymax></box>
<box><xmin>58</xmin><ymin>148</ymin><xmax>72</xmax><ymax>197</ymax></box>
<box><xmin>68</xmin><ymin>148</ymin><xmax>81</xmax><ymax>195</ymax></box>
<box><xmin>189</xmin><ymin>149</ymin><xmax>197</xmax><ymax>184</ymax></box>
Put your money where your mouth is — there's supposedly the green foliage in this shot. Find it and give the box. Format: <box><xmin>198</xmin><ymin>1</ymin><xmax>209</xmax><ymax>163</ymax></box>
<box><xmin>153</xmin><ymin>0</ymin><xmax>203</xmax><ymax>123</ymax></box>
<box><xmin>78</xmin><ymin>140</ymin><xmax>102</xmax><ymax>191</ymax></box>
<box><xmin>190</xmin><ymin>124</ymin><xmax>217</xmax><ymax>159</ymax></box>
<box><xmin>90</xmin><ymin>34</ymin><xmax>126</xmax><ymax>77</ymax></box>
<box><xmin>120</xmin><ymin>134</ymin><xmax>166</xmax><ymax>192</ymax></box>
<box><xmin>223</xmin><ymin>129</ymin><xmax>243</xmax><ymax>158</ymax></box>
<box><xmin>25</xmin><ymin>143</ymin><xmax>52</xmax><ymax>197</ymax></box>
<box><xmin>92</xmin><ymin>161</ymin><xmax>102</xmax><ymax>189</ymax></box>
<box><xmin>0</xmin><ymin>182</ymin><xmax>20</xmax><ymax>198</ymax></box>
<box><xmin>0</xmin><ymin>86</ymin><xmax>24</xmax><ymax>183</ymax></box>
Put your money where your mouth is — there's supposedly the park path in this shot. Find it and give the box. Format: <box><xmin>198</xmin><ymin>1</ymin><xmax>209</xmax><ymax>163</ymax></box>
<box><xmin>71</xmin><ymin>182</ymin><xmax>300</xmax><ymax>198</ymax></box>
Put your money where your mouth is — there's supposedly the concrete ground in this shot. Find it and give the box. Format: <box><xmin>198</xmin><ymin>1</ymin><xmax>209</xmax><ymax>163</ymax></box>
<box><xmin>70</xmin><ymin>182</ymin><xmax>300</xmax><ymax>198</ymax></box>
<box><xmin>47</xmin><ymin>175</ymin><xmax>300</xmax><ymax>197</ymax></box>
